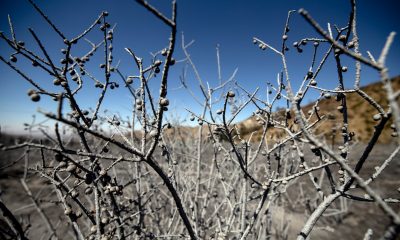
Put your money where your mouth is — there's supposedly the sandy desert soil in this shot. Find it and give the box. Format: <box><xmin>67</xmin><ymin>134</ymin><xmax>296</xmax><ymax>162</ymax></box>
<box><xmin>0</xmin><ymin>131</ymin><xmax>399</xmax><ymax>239</ymax></box>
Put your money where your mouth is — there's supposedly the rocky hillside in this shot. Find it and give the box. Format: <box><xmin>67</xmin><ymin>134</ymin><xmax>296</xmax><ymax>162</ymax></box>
<box><xmin>236</xmin><ymin>76</ymin><xmax>400</xmax><ymax>144</ymax></box>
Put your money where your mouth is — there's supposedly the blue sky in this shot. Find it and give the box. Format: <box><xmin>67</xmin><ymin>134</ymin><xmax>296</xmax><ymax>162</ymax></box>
<box><xmin>0</xmin><ymin>0</ymin><xmax>399</xmax><ymax>134</ymax></box>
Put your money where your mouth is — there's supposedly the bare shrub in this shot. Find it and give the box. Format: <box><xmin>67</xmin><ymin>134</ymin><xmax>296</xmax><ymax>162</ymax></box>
<box><xmin>0</xmin><ymin>0</ymin><xmax>399</xmax><ymax>239</ymax></box>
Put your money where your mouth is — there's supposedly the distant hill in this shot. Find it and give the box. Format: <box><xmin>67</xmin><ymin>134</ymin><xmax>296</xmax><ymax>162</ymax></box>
<box><xmin>235</xmin><ymin>76</ymin><xmax>400</xmax><ymax>144</ymax></box>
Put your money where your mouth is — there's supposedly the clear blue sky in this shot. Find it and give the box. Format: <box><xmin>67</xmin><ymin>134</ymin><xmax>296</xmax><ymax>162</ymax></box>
<box><xmin>1</xmin><ymin>0</ymin><xmax>399</xmax><ymax>134</ymax></box>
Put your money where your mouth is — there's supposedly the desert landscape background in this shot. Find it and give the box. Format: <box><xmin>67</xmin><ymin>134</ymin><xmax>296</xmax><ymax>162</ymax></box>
<box><xmin>1</xmin><ymin>77</ymin><xmax>399</xmax><ymax>239</ymax></box>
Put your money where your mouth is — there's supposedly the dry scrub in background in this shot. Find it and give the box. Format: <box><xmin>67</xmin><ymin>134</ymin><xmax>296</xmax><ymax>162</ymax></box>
<box><xmin>0</xmin><ymin>0</ymin><xmax>400</xmax><ymax>239</ymax></box>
